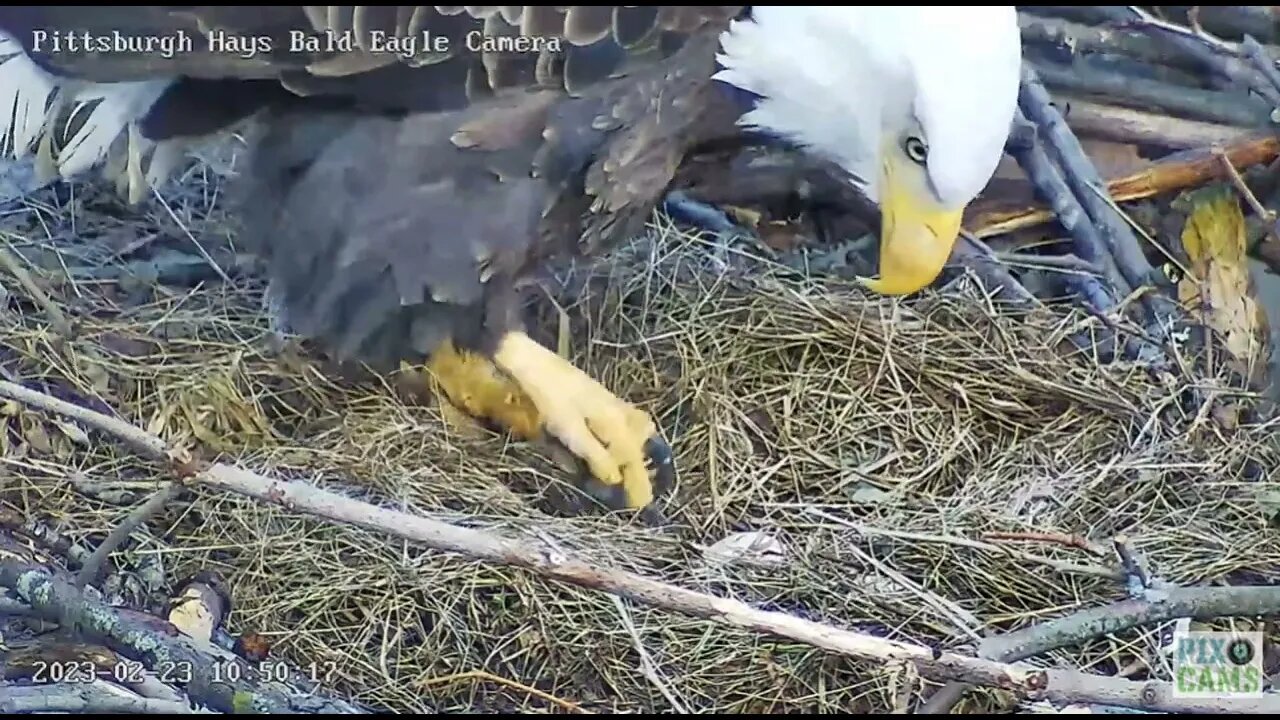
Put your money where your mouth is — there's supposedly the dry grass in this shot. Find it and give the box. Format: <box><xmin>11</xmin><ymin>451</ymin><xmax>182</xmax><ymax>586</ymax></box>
<box><xmin>0</xmin><ymin>150</ymin><xmax>1278</xmax><ymax>714</ymax></box>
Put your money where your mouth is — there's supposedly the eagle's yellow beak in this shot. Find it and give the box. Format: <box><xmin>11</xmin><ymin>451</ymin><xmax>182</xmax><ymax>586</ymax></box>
<box><xmin>857</xmin><ymin>155</ymin><xmax>965</xmax><ymax>296</ymax></box>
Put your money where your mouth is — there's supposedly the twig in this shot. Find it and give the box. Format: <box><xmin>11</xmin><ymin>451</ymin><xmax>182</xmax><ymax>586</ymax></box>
<box><xmin>920</xmin><ymin>585</ymin><xmax>1280</xmax><ymax>714</ymax></box>
<box><xmin>0</xmin><ymin>508</ymin><xmax>95</xmax><ymax>568</ymax></box>
<box><xmin>414</xmin><ymin>669</ymin><xmax>592</xmax><ymax>714</ymax></box>
<box><xmin>798</xmin><ymin>508</ymin><xmax>1123</xmax><ymax>582</ymax></box>
<box><xmin>75</xmin><ymin>482</ymin><xmax>182</xmax><ymax>588</ymax></box>
<box><xmin>141</xmin><ymin>461</ymin><xmax>1280</xmax><ymax>710</ymax></box>
<box><xmin>611</xmin><ymin>595</ymin><xmax>689</xmax><ymax>713</ymax></box>
<box><xmin>4</xmin><ymin>379</ymin><xmax>1278</xmax><ymax>711</ymax></box>
<box><xmin>118</xmin><ymin>668</ymin><xmax>192</xmax><ymax>704</ymax></box>
<box><xmin>148</xmin><ymin>187</ymin><xmax>234</xmax><ymax>286</ymax></box>
<box><xmin>0</xmin><ymin>681</ymin><xmax>206</xmax><ymax>714</ymax></box>
<box><xmin>161</xmin><ymin>466</ymin><xmax>1054</xmax><ymax>690</ymax></box>
<box><xmin>1123</xmin><ymin>6</ymin><xmax>1244</xmax><ymax>56</ymax></box>
<box><xmin>1186</xmin><ymin>6</ymin><xmax>1206</xmax><ymax>38</ymax></box>
<box><xmin>997</xmin><ymin>252</ymin><xmax>1102</xmax><ymax>276</ymax></box>
<box><xmin>1024</xmin><ymin>6</ymin><xmax>1280</xmax><ymax>51</ymax></box>
<box><xmin>66</xmin><ymin>251</ymin><xmax>259</xmax><ymax>286</ymax></box>
<box><xmin>0</xmin><ymin>243</ymin><xmax>72</xmax><ymax>338</ymax></box>
<box><xmin>1113</xmin><ymin>534</ymin><xmax>1151</xmax><ymax>595</ymax></box>
<box><xmin>123</xmin><ymin>452</ymin><xmax>1280</xmax><ymax>711</ymax></box>
<box><xmin>1120</xmin><ymin>6</ymin><xmax>1280</xmax><ymax>107</ymax></box>
<box><xmin>0</xmin><ymin>559</ymin><xmax>367</xmax><ymax>714</ymax></box>
<box><xmin>1216</xmin><ymin>147</ymin><xmax>1279</xmax><ymax>225</ymax></box>
<box><xmin>951</xmin><ymin>233</ymin><xmax>1042</xmax><ymax>311</ymax></box>
<box><xmin>1187</xmin><ymin>7</ymin><xmax>1280</xmax><ymax>44</ymax></box>
<box><xmin>980</xmin><ymin>531</ymin><xmax>1106</xmax><ymax>556</ymax></box>
<box><xmin>0</xmin><ymin>379</ymin><xmax>169</xmax><ymax>459</ymax></box>
<box><xmin>1018</xmin><ymin>12</ymin><xmax>1260</xmax><ymax>76</ymax></box>
<box><xmin>840</xmin><ymin>540</ymin><xmax>983</xmax><ymax>641</ymax></box>
<box><xmin>0</xmin><ymin>594</ymin><xmax>36</xmax><ymax>615</ymax></box>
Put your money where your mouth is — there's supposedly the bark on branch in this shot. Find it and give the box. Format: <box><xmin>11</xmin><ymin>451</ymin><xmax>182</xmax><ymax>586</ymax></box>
<box><xmin>970</xmin><ymin>131</ymin><xmax>1280</xmax><ymax>239</ymax></box>
<box><xmin>0</xmin><ymin>557</ymin><xmax>367</xmax><ymax>714</ymax></box>
<box><xmin>919</xmin><ymin>584</ymin><xmax>1280</xmax><ymax>713</ymax></box>
<box><xmin>0</xmin><ymin>681</ymin><xmax>202</xmax><ymax>714</ymax></box>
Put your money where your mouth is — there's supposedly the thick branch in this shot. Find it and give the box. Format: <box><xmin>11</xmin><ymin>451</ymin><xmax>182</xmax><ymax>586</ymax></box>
<box><xmin>1003</xmin><ymin>114</ymin><xmax>1124</xmax><ymax>314</ymax></box>
<box><xmin>0</xmin><ymin>559</ymin><xmax>366</xmax><ymax>714</ymax></box>
<box><xmin>921</xmin><ymin>585</ymin><xmax>1280</xmax><ymax>714</ymax></box>
<box><xmin>1018</xmin><ymin>65</ymin><xmax>1169</xmax><ymax>306</ymax></box>
<box><xmin>982</xmin><ymin>585</ymin><xmax>1280</xmax><ymax>660</ymax></box>
<box><xmin>0</xmin><ymin>682</ymin><xmax>201</xmax><ymax>714</ymax></box>
<box><xmin>1054</xmin><ymin>97</ymin><xmax>1256</xmax><ymax>150</ymax></box>
<box><xmin>1029</xmin><ymin>58</ymin><xmax>1270</xmax><ymax>128</ymax></box>
<box><xmin>1016</xmin><ymin>66</ymin><xmax>1192</xmax><ymax>369</ymax></box>
<box><xmin>1019</xmin><ymin>12</ymin><xmax>1220</xmax><ymax>75</ymax></box>
<box><xmin>970</xmin><ymin>131</ymin><xmax>1280</xmax><ymax>239</ymax></box>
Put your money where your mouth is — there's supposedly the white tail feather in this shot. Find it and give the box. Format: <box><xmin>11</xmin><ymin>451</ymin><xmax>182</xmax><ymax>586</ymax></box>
<box><xmin>0</xmin><ymin>35</ymin><xmax>56</xmax><ymax>159</ymax></box>
<box><xmin>0</xmin><ymin>30</ymin><xmax>178</xmax><ymax>200</ymax></box>
<box><xmin>54</xmin><ymin>79</ymin><xmax>170</xmax><ymax>177</ymax></box>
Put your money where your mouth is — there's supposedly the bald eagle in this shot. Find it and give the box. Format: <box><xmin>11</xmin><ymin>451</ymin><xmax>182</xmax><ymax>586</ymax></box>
<box><xmin>0</xmin><ymin>6</ymin><xmax>1022</xmax><ymax>519</ymax></box>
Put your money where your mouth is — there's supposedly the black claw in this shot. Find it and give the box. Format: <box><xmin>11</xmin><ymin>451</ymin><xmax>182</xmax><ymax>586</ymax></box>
<box><xmin>636</xmin><ymin>504</ymin><xmax>670</xmax><ymax>529</ymax></box>
<box><xmin>544</xmin><ymin>433</ymin><xmax>678</xmax><ymax>522</ymax></box>
<box><xmin>632</xmin><ymin>434</ymin><xmax>678</xmax><ymax>529</ymax></box>
<box><xmin>644</xmin><ymin>435</ymin><xmax>676</xmax><ymax>498</ymax></box>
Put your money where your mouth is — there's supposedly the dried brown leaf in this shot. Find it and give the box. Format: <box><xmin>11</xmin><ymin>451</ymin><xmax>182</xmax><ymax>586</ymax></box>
<box><xmin>1178</xmin><ymin>184</ymin><xmax>1272</xmax><ymax>387</ymax></box>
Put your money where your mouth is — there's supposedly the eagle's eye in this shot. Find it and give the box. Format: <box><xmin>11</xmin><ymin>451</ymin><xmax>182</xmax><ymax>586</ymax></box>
<box><xmin>903</xmin><ymin>135</ymin><xmax>928</xmax><ymax>165</ymax></box>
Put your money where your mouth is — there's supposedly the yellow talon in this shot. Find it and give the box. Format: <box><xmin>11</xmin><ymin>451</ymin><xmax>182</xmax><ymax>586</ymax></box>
<box><xmin>492</xmin><ymin>331</ymin><xmax>672</xmax><ymax>511</ymax></box>
<box><xmin>412</xmin><ymin>333</ymin><xmax>673</xmax><ymax>516</ymax></box>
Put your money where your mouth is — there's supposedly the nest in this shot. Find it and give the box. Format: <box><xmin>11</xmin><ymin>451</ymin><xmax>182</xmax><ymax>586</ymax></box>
<box><xmin>1</xmin><ymin>152</ymin><xmax>1278</xmax><ymax>714</ymax></box>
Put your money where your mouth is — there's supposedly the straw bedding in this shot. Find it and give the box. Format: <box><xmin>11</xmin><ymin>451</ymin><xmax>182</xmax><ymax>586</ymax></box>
<box><xmin>0</xmin><ymin>148</ymin><xmax>1277</xmax><ymax>714</ymax></box>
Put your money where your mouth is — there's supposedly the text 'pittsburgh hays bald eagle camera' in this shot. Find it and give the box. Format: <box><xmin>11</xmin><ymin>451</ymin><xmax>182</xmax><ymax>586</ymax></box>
<box><xmin>0</xmin><ymin>6</ymin><xmax>1022</xmax><ymax>521</ymax></box>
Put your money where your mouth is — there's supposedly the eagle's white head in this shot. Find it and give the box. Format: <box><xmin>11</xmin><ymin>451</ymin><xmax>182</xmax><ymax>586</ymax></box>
<box><xmin>711</xmin><ymin>6</ymin><xmax>1023</xmax><ymax>295</ymax></box>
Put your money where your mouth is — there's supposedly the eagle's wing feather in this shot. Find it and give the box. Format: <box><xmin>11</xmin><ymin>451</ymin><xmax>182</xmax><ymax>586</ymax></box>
<box><xmin>0</xmin><ymin>6</ymin><xmax>741</xmax><ymax>197</ymax></box>
<box><xmin>33</xmin><ymin>6</ymin><xmax>716</xmax><ymax>368</ymax></box>
<box><xmin>244</xmin><ymin>34</ymin><xmax>737</xmax><ymax>370</ymax></box>
<box><xmin>244</xmin><ymin>97</ymin><xmax>548</xmax><ymax>365</ymax></box>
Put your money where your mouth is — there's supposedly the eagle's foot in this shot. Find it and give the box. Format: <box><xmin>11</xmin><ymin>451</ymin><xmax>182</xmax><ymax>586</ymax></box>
<box><xmin>492</xmin><ymin>331</ymin><xmax>673</xmax><ymax>515</ymax></box>
<box><xmin>422</xmin><ymin>339</ymin><xmax>543</xmax><ymax>441</ymax></box>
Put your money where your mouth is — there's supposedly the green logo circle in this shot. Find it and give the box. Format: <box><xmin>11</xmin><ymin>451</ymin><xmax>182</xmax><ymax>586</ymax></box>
<box><xmin>1227</xmin><ymin>638</ymin><xmax>1255</xmax><ymax>666</ymax></box>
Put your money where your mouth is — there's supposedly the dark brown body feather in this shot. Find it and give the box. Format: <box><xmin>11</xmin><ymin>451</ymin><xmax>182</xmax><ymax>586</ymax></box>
<box><xmin>0</xmin><ymin>6</ymin><xmax>748</xmax><ymax>368</ymax></box>
<box><xmin>244</xmin><ymin>29</ymin><xmax>742</xmax><ymax>369</ymax></box>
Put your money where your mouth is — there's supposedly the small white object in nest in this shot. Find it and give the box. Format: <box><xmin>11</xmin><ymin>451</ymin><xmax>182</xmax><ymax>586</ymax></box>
<box><xmin>702</xmin><ymin>530</ymin><xmax>789</xmax><ymax>570</ymax></box>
